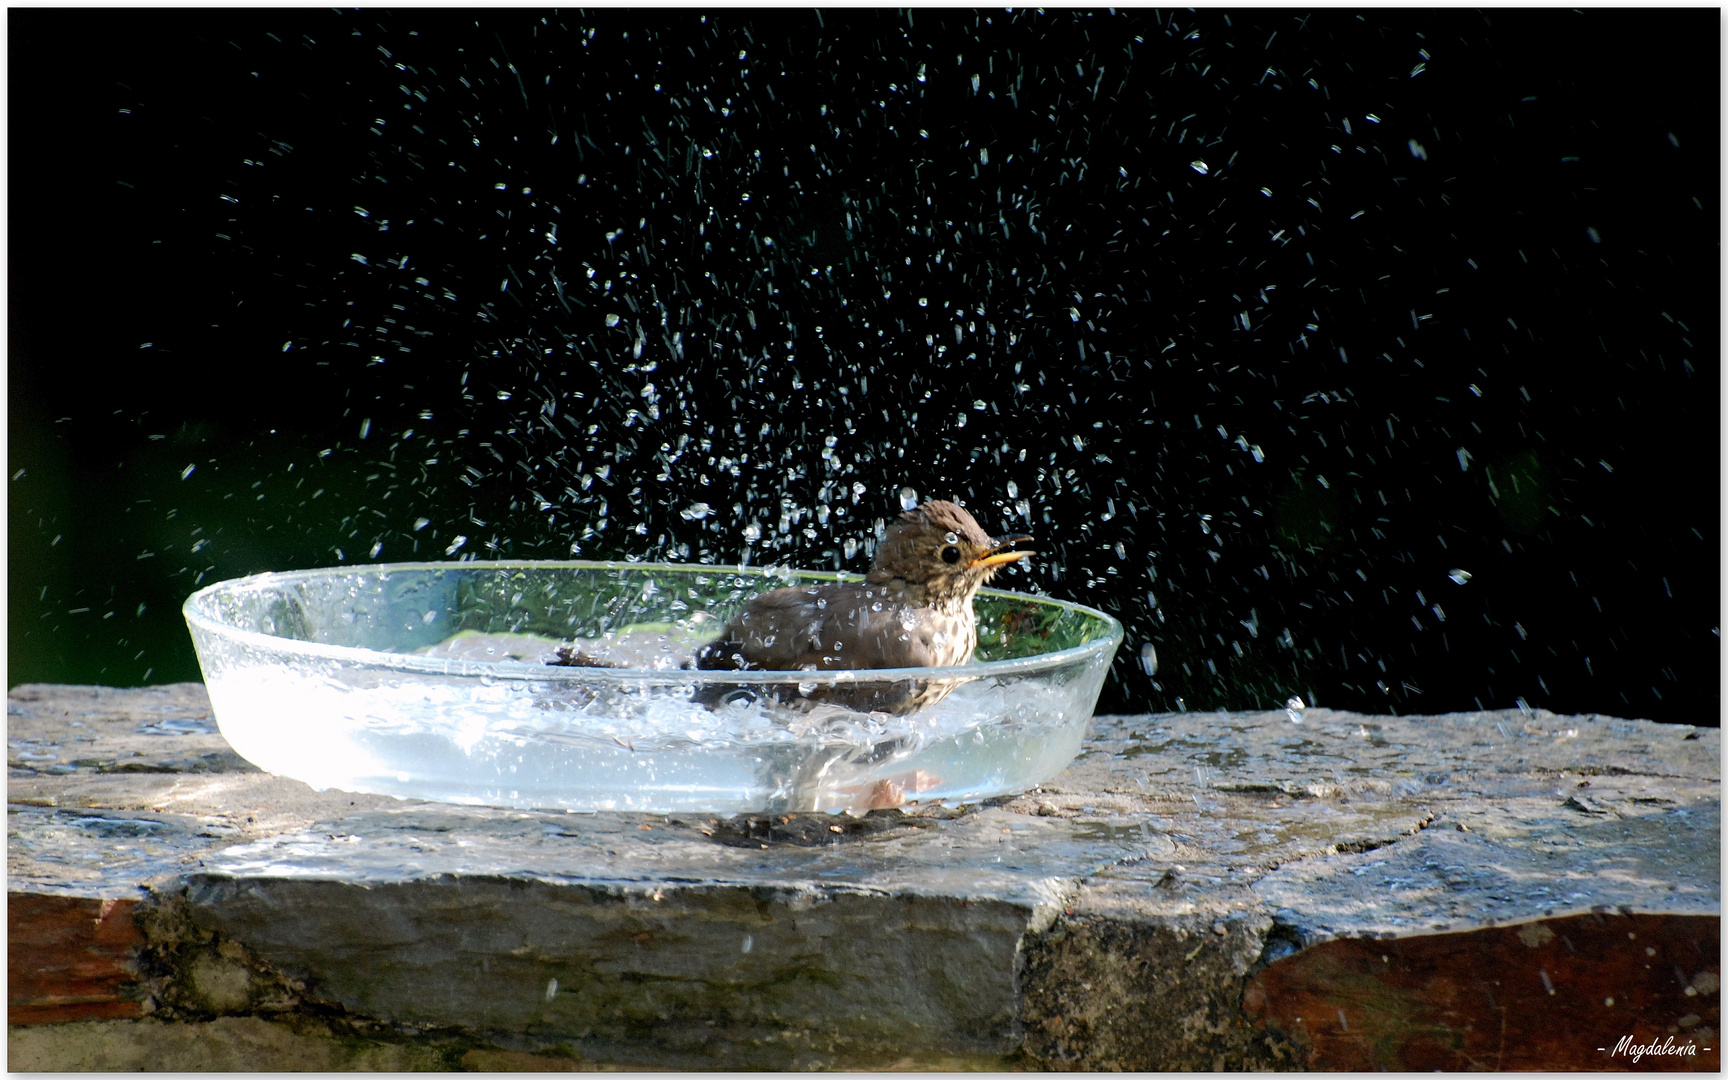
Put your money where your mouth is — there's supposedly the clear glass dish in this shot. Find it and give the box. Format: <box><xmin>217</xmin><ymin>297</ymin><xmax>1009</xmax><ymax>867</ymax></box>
<box><xmin>183</xmin><ymin>561</ymin><xmax>1123</xmax><ymax>814</ymax></box>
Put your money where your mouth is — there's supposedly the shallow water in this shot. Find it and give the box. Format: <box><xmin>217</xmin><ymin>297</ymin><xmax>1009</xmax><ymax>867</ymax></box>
<box><xmin>205</xmin><ymin>661</ymin><xmax>1097</xmax><ymax>813</ymax></box>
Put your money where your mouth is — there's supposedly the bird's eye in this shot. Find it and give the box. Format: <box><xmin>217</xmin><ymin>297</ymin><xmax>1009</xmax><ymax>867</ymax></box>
<box><xmin>941</xmin><ymin>545</ymin><xmax>962</xmax><ymax>564</ymax></box>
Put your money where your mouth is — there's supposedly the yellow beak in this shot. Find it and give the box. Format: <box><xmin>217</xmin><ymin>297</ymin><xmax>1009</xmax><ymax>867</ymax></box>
<box><xmin>970</xmin><ymin>533</ymin><xmax>1035</xmax><ymax>570</ymax></box>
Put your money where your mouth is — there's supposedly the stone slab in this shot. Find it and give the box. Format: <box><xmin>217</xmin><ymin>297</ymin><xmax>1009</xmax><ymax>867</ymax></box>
<box><xmin>8</xmin><ymin>683</ymin><xmax>1719</xmax><ymax>1070</ymax></box>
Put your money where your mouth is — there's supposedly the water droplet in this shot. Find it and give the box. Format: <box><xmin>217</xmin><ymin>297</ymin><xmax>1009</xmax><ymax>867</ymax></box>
<box><xmin>899</xmin><ymin>487</ymin><xmax>918</xmax><ymax>511</ymax></box>
<box><xmin>1448</xmin><ymin>569</ymin><xmax>1472</xmax><ymax>585</ymax></box>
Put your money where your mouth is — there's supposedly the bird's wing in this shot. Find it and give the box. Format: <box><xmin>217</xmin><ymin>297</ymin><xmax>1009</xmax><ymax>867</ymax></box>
<box><xmin>697</xmin><ymin>584</ymin><xmax>943</xmax><ymax>671</ymax></box>
<box><xmin>815</xmin><ymin>599</ymin><xmax>951</xmax><ymax>669</ymax></box>
<box><xmin>695</xmin><ymin>584</ymin><xmax>834</xmax><ymax>670</ymax></box>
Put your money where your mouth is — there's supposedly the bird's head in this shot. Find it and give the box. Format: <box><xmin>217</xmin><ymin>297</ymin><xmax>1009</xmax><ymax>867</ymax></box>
<box><xmin>867</xmin><ymin>499</ymin><xmax>1034</xmax><ymax>606</ymax></box>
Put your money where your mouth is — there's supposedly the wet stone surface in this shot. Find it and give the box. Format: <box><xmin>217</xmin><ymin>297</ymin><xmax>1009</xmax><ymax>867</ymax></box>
<box><xmin>8</xmin><ymin>683</ymin><xmax>1719</xmax><ymax>1070</ymax></box>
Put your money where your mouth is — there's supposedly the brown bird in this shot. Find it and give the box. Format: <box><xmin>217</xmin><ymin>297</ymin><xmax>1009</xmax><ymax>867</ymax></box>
<box><xmin>693</xmin><ymin>500</ymin><xmax>1033</xmax><ymax>714</ymax></box>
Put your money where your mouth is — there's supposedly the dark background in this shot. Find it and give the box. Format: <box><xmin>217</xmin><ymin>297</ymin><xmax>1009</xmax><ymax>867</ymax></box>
<box><xmin>9</xmin><ymin>9</ymin><xmax>1719</xmax><ymax>722</ymax></box>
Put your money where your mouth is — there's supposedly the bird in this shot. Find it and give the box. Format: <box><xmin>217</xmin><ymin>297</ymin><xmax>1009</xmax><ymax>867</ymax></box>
<box><xmin>693</xmin><ymin>500</ymin><xmax>1033</xmax><ymax>714</ymax></box>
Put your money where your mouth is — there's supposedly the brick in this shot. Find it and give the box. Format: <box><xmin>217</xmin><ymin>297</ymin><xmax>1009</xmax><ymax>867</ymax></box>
<box><xmin>9</xmin><ymin>894</ymin><xmax>145</xmax><ymax>1024</ymax></box>
<box><xmin>1245</xmin><ymin>912</ymin><xmax>1719</xmax><ymax>1071</ymax></box>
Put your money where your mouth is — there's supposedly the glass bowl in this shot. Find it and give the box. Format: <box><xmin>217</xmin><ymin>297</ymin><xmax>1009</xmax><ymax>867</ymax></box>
<box><xmin>183</xmin><ymin>561</ymin><xmax>1123</xmax><ymax>814</ymax></box>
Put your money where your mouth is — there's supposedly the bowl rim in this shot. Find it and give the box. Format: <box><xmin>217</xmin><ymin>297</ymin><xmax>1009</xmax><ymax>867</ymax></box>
<box><xmin>183</xmin><ymin>559</ymin><xmax>1125</xmax><ymax>685</ymax></box>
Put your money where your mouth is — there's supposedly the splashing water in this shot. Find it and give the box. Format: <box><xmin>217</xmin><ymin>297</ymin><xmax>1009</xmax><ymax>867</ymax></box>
<box><xmin>11</xmin><ymin>9</ymin><xmax>1715</xmax><ymax>727</ymax></box>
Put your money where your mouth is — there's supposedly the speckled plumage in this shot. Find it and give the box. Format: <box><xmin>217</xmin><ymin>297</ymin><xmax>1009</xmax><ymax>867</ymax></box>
<box><xmin>694</xmin><ymin>500</ymin><xmax>1033</xmax><ymax>713</ymax></box>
